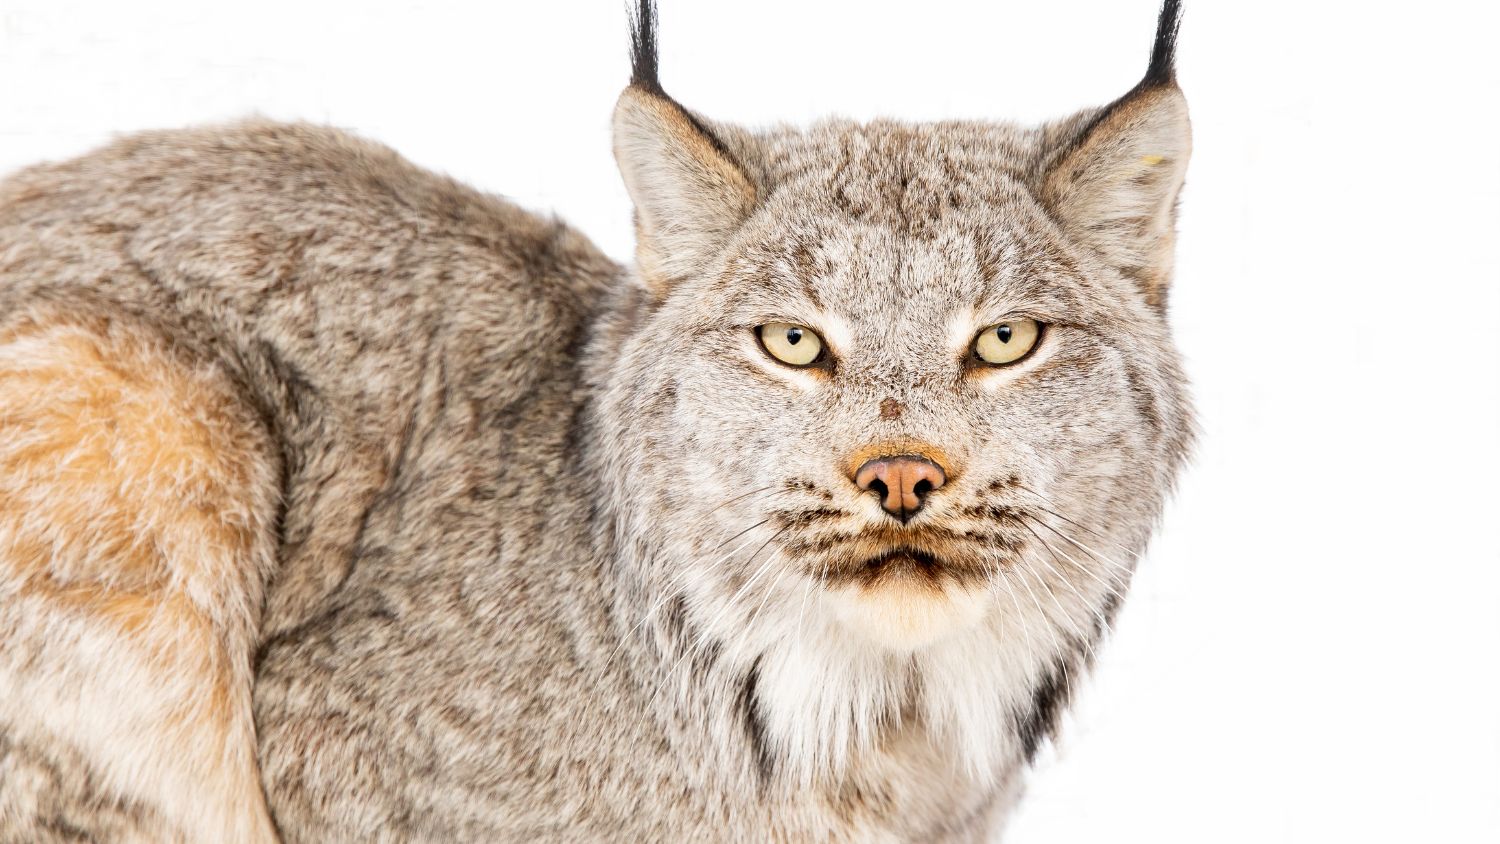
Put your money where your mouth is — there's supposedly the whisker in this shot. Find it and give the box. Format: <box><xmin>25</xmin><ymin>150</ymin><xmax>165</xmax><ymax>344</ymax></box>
<box><xmin>603</xmin><ymin>517</ymin><xmax>777</xmax><ymax>670</ymax></box>
<box><xmin>1008</xmin><ymin>559</ymin><xmax>1065</xmax><ymax>659</ymax></box>
<box><xmin>729</xmin><ymin>557</ymin><xmax>794</xmax><ymax>664</ymax></box>
<box><xmin>1013</xmin><ymin>484</ymin><xmax>1142</xmax><ymax>560</ymax></box>
<box><xmin>602</xmin><ymin>589</ymin><xmax>680</xmax><ymax>668</ymax></box>
<box><xmin>648</xmin><ymin>526</ymin><xmax>792</xmax><ymax>710</ymax></box>
<box><xmin>795</xmin><ymin>556</ymin><xmax>817</xmax><ymax>635</ymax></box>
<box><xmin>706</xmin><ymin>484</ymin><xmax>779</xmax><ymax>517</ymax></box>
<box><xmin>608</xmin><ymin>500</ymin><xmax>785</xmax><ymax>664</ymax></box>
<box><xmin>1019</xmin><ymin>521</ymin><xmax>1110</xmax><ymax>649</ymax></box>
<box><xmin>994</xmin><ymin>568</ymin><xmax>1037</xmax><ymax>658</ymax></box>
<box><xmin>714</xmin><ymin>527</ymin><xmax>792</xmax><ymax>626</ymax></box>
<box><xmin>712</xmin><ymin>518</ymin><xmax>772</xmax><ymax>553</ymax></box>
<box><xmin>1018</xmin><ymin>559</ymin><xmax>1097</xmax><ymax>662</ymax></box>
<box><xmin>667</xmin><ymin>484</ymin><xmax>796</xmax><ymax>550</ymax></box>
<box><xmin>1021</xmin><ymin>516</ymin><xmax>1131</xmax><ymax>600</ymax></box>
<box><xmin>1028</xmin><ymin>516</ymin><xmax>1137</xmax><ymax>579</ymax></box>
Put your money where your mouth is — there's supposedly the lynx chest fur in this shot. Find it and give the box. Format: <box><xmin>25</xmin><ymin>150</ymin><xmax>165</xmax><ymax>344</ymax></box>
<box><xmin>0</xmin><ymin>2</ymin><xmax>1192</xmax><ymax>841</ymax></box>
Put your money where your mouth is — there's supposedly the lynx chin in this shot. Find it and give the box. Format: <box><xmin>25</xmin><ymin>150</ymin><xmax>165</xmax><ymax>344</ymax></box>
<box><xmin>0</xmin><ymin>0</ymin><xmax>1193</xmax><ymax>840</ymax></box>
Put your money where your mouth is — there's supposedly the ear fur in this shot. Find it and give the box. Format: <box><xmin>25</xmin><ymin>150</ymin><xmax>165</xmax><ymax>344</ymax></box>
<box><xmin>613</xmin><ymin>89</ymin><xmax>756</xmax><ymax>293</ymax></box>
<box><xmin>1039</xmin><ymin>0</ymin><xmax>1190</xmax><ymax>307</ymax></box>
<box><xmin>613</xmin><ymin>0</ymin><xmax>756</xmax><ymax>294</ymax></box>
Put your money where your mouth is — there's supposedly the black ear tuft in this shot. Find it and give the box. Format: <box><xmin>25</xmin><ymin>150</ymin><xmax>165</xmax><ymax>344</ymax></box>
<box><xmin>620</xmin><ymin>0</ymin><xmax>737</xmax><ymax>159</ymax></box>
<box><xmin>1142</xmin><ymin>0</ymin><xmax>1183</xmax><ymax>88</ymax></box>
<box><xmin>628</xmin><ymin>0</ymin><xmax>664</xmax><ymax>95</ymax></box>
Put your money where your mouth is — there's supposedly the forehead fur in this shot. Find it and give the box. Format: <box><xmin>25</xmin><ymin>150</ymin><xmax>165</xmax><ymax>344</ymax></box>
<box><xmin>719</xmin><ymin>118</ymin><xmax>1055</xmax><ymax>230</ymax></box>
<box><xmin>695</xmin><ymin>116</ymin><xmax>1142</xmax><ymax>330</ymax></box>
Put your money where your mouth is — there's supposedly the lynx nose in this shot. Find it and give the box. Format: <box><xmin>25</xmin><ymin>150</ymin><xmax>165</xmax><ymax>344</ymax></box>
<box><xmin>853</xmin><ymin>455</ymin><xmax>947</xmax><ymax>523</ymax></box>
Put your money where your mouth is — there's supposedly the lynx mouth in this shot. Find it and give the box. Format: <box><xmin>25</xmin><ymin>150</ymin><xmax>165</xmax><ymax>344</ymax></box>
<box><xmin>827</xmin><ymin>547</ymin><xmax>958</xmax><ymax>589</ymax></box>
<box><xmin>864</xmin><ymin>547</ymin><xmax>940</xmax><ymax>577</ymax></box>
<box><xmin>791</xmin><ymin>528</ymin><xmax>1004</xmax><ymax>590</ymax></box>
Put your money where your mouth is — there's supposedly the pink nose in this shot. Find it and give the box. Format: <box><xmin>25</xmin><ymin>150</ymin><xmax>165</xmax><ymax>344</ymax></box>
<box><xmin>853</xmin><ymin>455</ymin><xmax>948</xmax><ymax>523</ymax></box>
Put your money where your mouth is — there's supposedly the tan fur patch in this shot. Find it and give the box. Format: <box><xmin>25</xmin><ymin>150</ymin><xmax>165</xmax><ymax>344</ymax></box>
<box><xmin>844</xmin><ymin>440</ymin><xmax>958</xmax><ymax>485</ymax></box>
<box><xmin>0</xmin><ymin>307</ymin><xmax>280</xmax><ymax>842</ymax></box>
<box><xmin>828</xmin><ymin>576</ymin><xmax>990</xmax><ymax>652</ymax></box>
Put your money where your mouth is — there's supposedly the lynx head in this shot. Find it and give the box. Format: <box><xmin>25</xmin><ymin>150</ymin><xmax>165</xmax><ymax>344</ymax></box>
<box><xmin>596</xmin><ymin>0</ymin><xmax>1193</xmax><ymax>782</ymax></box>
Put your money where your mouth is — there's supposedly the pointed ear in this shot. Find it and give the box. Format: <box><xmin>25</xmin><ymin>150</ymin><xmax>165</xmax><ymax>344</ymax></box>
<box><xmin>1039</xmin><ymin>0</ymin><xmax>1190</xmax><ymax>307</ymax></box>
<box><xmin>613</xmin><ymin>87</ymin><xmax>757</xmax><ymax>293</ymax></box>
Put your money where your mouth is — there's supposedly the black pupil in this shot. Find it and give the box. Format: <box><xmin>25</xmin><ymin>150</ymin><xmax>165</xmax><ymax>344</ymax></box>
<box><xmin>786</xmin><ymin>327</ymin><xmax>803</xmax><ymax>345</ymax></box>
<box><xmin>996</xmin><ymin>324</ymin><xmax>1012</xmax><ymax>343</ymax></box>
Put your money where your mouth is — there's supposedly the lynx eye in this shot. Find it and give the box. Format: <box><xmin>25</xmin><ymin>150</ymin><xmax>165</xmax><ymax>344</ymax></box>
<box><xmin>972</xmin><ymin>319</ymin><xmax>1042</xmax><ymax>366</ymax></box>
<box><xmin>757</xmin><ymin>322</ymin><xmax>826</xmax><ymax>367</ymax></box>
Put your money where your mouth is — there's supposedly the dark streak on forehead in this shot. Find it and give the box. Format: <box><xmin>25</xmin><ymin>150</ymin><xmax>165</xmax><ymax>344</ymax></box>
<box><xmin>789</xmin><ymin>240</ymin><xmax>824</xmax><ymax>311</ymax></box>
<box><xmin>717</xmin><ymin>236</ymin><xmax>838</xmax><ymax>319</ymax></box>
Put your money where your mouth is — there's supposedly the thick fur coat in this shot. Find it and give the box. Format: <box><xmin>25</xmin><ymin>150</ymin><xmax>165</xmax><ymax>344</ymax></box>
<box><xmin>0</xmin><ymin>2</ymin><xmax>1192</xmax><ymax>841</ymax></box>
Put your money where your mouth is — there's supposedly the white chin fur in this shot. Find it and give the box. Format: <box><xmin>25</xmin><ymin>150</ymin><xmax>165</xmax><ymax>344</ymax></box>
<box><xmin>826</xmin><ymin>578</ymin><xmax>991</xmax><ymax>652</ymax></box>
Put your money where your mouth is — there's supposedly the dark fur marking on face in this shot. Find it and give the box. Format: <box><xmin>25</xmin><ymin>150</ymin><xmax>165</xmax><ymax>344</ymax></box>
<box><xmin>879</xmin><ymin>398</ymin><xmax>904</xmax><ymax>420</ymax></box>
<box><xmin>1120</xmin><ymin>361</ymin><xmax>1163</xmax><ymax>433</ymax></box>
<box><xmin>960</xmin><ymin>503</ymin><xmax>1027</xmax><ymax>526</ymax></box>
<box><xmin>829</xmin><ymin>142</ymin><xmax>871</xmax><ymax>221</ymax></box>
<box><xmin>815</xmin><ymin>548</ymin><xmax>993</xmax><ymax>590</ymax></box>
<box><xmin>986</xmin><ymin>475</ymin><xmax>1022</xmax><ymax>493</ymax></box>
<box><xmin>662</xmin><ymin>594</ymin><xmax>688</xmax><ymax>641</ymax></box>
<box><xmin>965</xmin><ymin>530</ymin><xmax>1023</xmax><ymax>555</ymax></box>
<box><xmin>738</xmin><ymin>657</ymin><xmax>775</xmax><ymax>784</ymax></box>
<box><xmin>724</xmin><ymin>357</ymin><xmax>786</xmax><ymax>385</ymax></box>
<box><xmin>790</xmin><ymin>241</ymin><xmax>826</xmax><ymax>310</ymax></box>
<box><xmin>781</xmin><ymin>523</ymin><xmax>1015</xmax><ymax>558</ymax></box>
<box><xmin>641</xmin><ymin>379</ymin><xmax>679</xmax><ymax>419</ymax></box>
<box><xmin>772</xmin><ymin>508</ymin><xmax>847</xmax><ymax>529</ymax></box>
<box><xmin>782</xmin><ymin>478</ymin><xmax>832</xmax><ymax>499</ymax></box>
<box><xmin>1013</xmin><ymin>654</ymin><xmax>1075</xmax><ymax>765</ymax></box>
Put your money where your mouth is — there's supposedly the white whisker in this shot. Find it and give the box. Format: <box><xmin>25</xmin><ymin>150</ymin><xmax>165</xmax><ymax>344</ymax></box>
<box><xmin>646</xmin><ymin>526</ymin><xmax>790</xmax><ymax>712</ymax></box>
<box><xmin>1023</xmin><ymin>517</ymin><xmax>1130</xmax><ymax>602</ymax></box>
<box><xmin>1009</xmin><ymin>560</ymin><xmax>1064</xmax><ymax>659</ymax></box>
<box><xmin>1031</xmin><ymin>517</ymin><xmax>1138</xmax><ymax>579</ymax></box>
<box><xmin>1020</xmin><ymin>523</ymin><xmax>1109</xmax><ymax>651</ymax></box>
<box><xmin>995</xmin><ymin>569</ymin><xmax>1037</xmax><ymax>657</ymax></box>
<box><xmin>1014</xmin><ymin>484</ymin><xmax>1143</xmax><ymax>562</ymax></box>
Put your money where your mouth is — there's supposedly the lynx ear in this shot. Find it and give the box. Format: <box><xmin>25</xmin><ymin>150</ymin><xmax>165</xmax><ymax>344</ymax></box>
<box><xmin>1040</xmin><ymin>0</ymin><xmax>1190</xmax><ymax>307</ymax></box>
<box><xmin>613</xmin><ymin>1</ymin><xmax>756</xmax><ymax>294</ymax></box>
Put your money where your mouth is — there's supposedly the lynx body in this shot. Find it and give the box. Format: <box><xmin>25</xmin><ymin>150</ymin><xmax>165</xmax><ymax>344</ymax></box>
<box><xmin>0</xmin><ymin>2</ymin><xmax>1192</xmax><ymax>841</ymax></box>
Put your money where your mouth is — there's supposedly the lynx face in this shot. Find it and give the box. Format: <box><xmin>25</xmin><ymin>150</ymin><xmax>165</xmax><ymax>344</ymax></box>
<box><xmin>610</xmin><ymin>120</ymin><xmax>1188</xmax><ymax>653</ymax></box>
<box><xmin>597</xmin><ymin>0</ymin><xmax>1191</xmax><ymax>781</ymax></box>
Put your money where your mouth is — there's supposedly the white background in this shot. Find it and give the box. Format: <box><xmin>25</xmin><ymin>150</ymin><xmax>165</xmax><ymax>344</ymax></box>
<box><xmin>3</xmin><ymin>1</ymin><xmax>1498</xmax><ymax>841</ymax></box>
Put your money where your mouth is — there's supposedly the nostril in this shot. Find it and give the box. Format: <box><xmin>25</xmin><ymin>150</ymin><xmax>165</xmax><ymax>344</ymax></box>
<box><xmin>851</xmin><ymin>453</ymin><xmax>950</xmax><ymax>522</ymax></box>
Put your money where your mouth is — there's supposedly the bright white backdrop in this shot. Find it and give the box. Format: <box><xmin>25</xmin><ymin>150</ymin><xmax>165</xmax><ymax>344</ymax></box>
<box><xmin>3</xmin><ymin>1</ymin><xmax>1497</xmax><ymax>841</ymax></box>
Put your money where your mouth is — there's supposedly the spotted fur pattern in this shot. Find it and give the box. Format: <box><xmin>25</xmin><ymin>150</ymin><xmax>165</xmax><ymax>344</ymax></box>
<box><xmin>0</xmin><ymin>1</ymin><xmax>1191</xmax><ymax>840</ymax></box>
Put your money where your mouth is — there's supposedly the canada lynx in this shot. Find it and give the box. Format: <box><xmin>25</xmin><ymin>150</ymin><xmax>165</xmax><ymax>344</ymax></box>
<box><xmin>0</xmin><ymin>1</ymin><xmax>1192</xmax><ymax>840</ymax></box>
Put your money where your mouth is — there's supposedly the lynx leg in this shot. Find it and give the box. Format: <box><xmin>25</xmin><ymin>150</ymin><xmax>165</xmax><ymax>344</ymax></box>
<box><xmin>0</xmin><ymin>305</ymin><xmax>281</xmax><ymax>842</ymax></box>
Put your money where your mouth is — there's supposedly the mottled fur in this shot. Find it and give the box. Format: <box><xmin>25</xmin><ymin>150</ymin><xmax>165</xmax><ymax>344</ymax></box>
<box><xmin>0</xmin><ymin>1</ymin><xmax>1191</xmax><ymax>841</ymax></box>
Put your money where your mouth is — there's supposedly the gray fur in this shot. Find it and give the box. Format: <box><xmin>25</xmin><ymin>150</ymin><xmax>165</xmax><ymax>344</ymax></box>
<box><xmin>0</xmin><ymin>7</ymin><xmax>1192</xmax><ymax>843</ymax></box>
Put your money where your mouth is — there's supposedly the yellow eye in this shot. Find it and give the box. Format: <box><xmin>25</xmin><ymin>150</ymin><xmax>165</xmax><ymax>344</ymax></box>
<box><xmin>757</xmin><ymin>322</ymin><xmax>826</xmax><ymax>367</ymax></box>
<box><xmin>973</xmin><ymin>319</ymin><xmax>1042</xmax><ymax>365</ymax></box>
